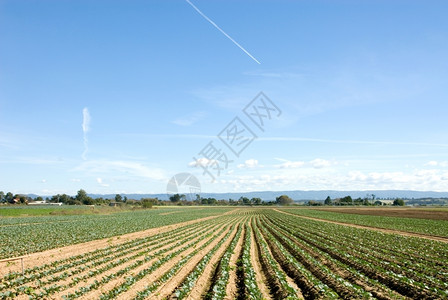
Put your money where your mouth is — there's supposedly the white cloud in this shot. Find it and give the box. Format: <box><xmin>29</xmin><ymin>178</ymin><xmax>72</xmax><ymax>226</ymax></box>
<box><xmin>425</xmin><ymin>160</ymin><xmax>448</xmax><ymax>167</ymax></box>
<box><xmin>426</xmin><ymin>160</ymin><xmax>438</xmax><ymax>166</ymax></box>
<box><xmin>205</xmin><ymin>164</ymin><xmax>448</xmax><ymax>193</ymax></box>
<box><xmin>96</xmin><ymin>177</ymin><xmax>109</xmax><ymax>187</ymax></box>
<box><xmin>274</xmin><ymin>158</ymin><xmax>334</xmax><ymax>169</ymax></box>
<box><xmin>172</xmin><ymin>111</ymin><xmax>206</xmax><ymax>127</ymax></box>
<box><xmin>310</xmin><ymin>158</ymin><xmax>333</xmax><ymax>169</ymax></box>
<box><xmin>82</xmin><ymin>108</ymin><xmax>91</xmax><ymax>160</ymax></box>
<box><xmin>237</xmin><ymin>159</ymin><xmax>259</xmax><ymax>169</ymax></box>
<box><xmin>277</xmin><ymin>160</ymin><xmax>305</xmax><ymax>169</ymax></box>
<box><xmin>189</xmin><ymin>158</ymin><xmax>213</xmax><ymax>168</ymax></box>
<box><xmin>73</xmin><ymin>160</ymin><xmax>166</xmax><ymax>181</ymax></box>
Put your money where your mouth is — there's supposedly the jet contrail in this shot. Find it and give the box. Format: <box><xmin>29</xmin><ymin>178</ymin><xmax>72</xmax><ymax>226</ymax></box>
<box><xmin>186</xmin><ymin>0</ymin><xmax>261</xmax><ymax>64</ymax></box>
<box><xmin>82</xmin><ymin>107</ymin><xmax>91</xmax><ymax>160</ymax></box>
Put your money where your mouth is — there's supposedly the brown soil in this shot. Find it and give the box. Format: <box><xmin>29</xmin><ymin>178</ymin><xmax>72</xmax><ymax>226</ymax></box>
<box><xmin>150</xmin><ymin>224</ymin><xmax>235</xmax><ymax>300</ymax></box>
<box><xmin>224</xmin><ymin>222</ymin><xmax>244</xmax><ymax>300</ymax></box>
<box><xmin>0</xmin><ymin>214</ymin><xmax>221</xmax><ymax>276</ymax></box>
<box><xmin>252</xmin><ymin>219</ymin><xmax>303</xmax><ymax>299</ymax></box>
<box><xmin>110</xmin><ymin>221</ymin><xmax>230</xmax><ymax>299</ymax></box>
<box><xmin>51</xmin><ymin>221</ymin><xmax>219</xmax><ymax>299</ymax></box>
<box><xmin>248</xmin><ymin>221</ymin><xmax>272</xmax><ymax>300</ymax></box>
<box><xmin>185</xmin><ymin>222</ymin><xmax>240</xmax><ymax>300</ymax></box>
<box><xmin>264</xmin><ymin>217</ymin><xmax>408</xmax><ymax>300</ymax></box>
<box><xmin>318</xmin><ymin>207</ymin><xmax>448</xmax><ymax>220</ymax></box>
<box><xmin>274</xmin><ymin>209</ymin><xmax>448</xmax><ymax>243</ymax></box>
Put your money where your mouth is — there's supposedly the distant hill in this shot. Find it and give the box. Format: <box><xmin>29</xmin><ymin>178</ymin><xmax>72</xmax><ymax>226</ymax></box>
<box><xmin>85</xmin><ymin>190</ymin><xmax>448</xmax><ymax>202</ymax></box>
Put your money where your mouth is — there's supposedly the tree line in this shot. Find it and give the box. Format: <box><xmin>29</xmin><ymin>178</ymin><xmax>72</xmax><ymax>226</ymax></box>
<box><xmin>0</xmin><ymin>190</ymin><xmax>295</xmax><ymax>206</ymax></box>
<box><xmin>168</xmin><ymin>194</ymin><xmax>294</xmax><ymax>206</ymax></box>
<box><xmin>307</xmin><ymin>195</ymin><xmax>405</xmax><ymax>206</ymax></box>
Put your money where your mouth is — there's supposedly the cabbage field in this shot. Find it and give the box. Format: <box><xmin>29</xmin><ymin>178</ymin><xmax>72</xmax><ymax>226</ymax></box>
<box><xmin>0</xmin><ymin>208</ymin><xmax>447</xmax><ymax>299</ymax></box>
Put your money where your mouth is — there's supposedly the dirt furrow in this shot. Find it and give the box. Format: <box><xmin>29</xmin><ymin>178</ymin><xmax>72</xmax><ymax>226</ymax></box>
<box><xmin>264</xmin><ymin>216</ymin><xmax>409</xmax><ymax>300</ymax></box>
<box><xmin>248</xmin><ymin>221</ymin><xmax>272</xmax><ymax>300</ymax></box>
<box><xmin>185</xmin><ymin>222</ymin><xmax>242</xmax><ymax>300</ymax></box>
<box><xmin>0</xmin><ymin>214</ymin><xmax>224</xmax><ymax>277</ymax></box>
<box><xmin>116</xmin><ymin>222</ymin><xmax>233</xmax><ymax>300</ymax></box>
<box><xmin>51</xmin><ymin>222</ymin><xmax>221</xmax><ymax>299</ymax></box>
<box><xmin>224</xmin><ymin>222</ymin><xmax>244</xmax><ymax>300</ymax></box>
<box><xmin>273</xmin><ymin>209</ymin><xmax>448</xmax><ymax>243</ymax></box>
<box><xmin>253</xmin><ymin>219</ymin><xmax>304</xmax><ymax>299</ymax></box>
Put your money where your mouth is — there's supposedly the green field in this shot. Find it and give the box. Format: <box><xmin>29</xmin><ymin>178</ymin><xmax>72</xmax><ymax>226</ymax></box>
<box><xmin>0</xmin><ymin>206</ymin><xmax>232</xmax><ymax>259</ymax></box>
<box><xmin>278</xmin><ymin>208</ymin><xmax>448</xmax><ymax>237</ymax></box>
<box><xmin>0</xmin><ymin>205</ymin><xmax>100</xmax><ymax>217</ymax></box>
<box><xmin>0</xmin><ymin>207</ymin><xmax>447</xmax><ymax>299</ymax></box>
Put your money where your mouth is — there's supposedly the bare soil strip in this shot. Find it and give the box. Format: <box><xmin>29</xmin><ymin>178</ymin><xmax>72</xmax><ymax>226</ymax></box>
<box><xmin>248</xmin><ymin>221</ymin><xmax>272</xmax><ymax>300</ymax></box>
<box><xmin>113</xmin><ymin>221</ymin><xmax>232</xmax><ymax>300</ymax></box>
<box><xmin>274</xmin><ymin>209</ymin><xmax>448</xmax><ymax>243</ymax></box>
<box><xmin>263</xmin><ymin>217</ymin><xmax>409</xmax><ymax>300</ymax></box>
<box><xmin>149</xmin><ymin>224</ymin><xmax>235</xmax><ymax>300</ymax></box>
<box><xmin>0</xmin><ymin>214</ymin><xmax>223</xmax><ymax>276</ymax></box>
<box><xmin>58</xmin><ymin>223</ymin><xmax>216</xmax><ymax>299</ymax></box>
<box><xmin>185</xmin><ymin>222</ymin><xmax>240</xmax><ymax>299</ymax></box>
<box><xmin>252</xmin><ymin>220</ymin><xmax>303</xmax><ymax>299</ymax></box>
<box><xmin>224</xmin><ymin>223</ymin><xmax>244</xmax><ymax>300</ymax></box>
<box><xmin>4</xmin><ymin>221</ymin><xmax>208</xmax><ymax>298</ymax></box>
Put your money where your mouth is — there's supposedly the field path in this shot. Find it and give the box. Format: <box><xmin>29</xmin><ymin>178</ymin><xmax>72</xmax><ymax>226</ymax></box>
<box><xmin>248</xmin><ymin>221</ymin><xmax>273</xmax><ymax>299</ymax></box>
<box><xmin>185</xmin><ymin>222</ymin><xmax>239</xmax><ymax>299</ymax></box>
<box><xmin>224</xmin><ymin>222</ymin><xmax>244</xmax><ymax>300</ymax></box>
<box><xmin>273</xmin><ymin>209</ymin><xmax>448</xmax><ymax>243</ymax></box>
<box><xmin>0</xmin><ymin>211</ymin><xmax>236</xmax><ymax>276</ymax></box>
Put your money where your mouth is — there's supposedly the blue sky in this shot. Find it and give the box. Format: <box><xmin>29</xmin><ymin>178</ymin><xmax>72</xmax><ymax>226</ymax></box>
<box><xmin>1</xmin><ymin>0</ymin><xmax>448</xmax><ymax>196</ymax></box>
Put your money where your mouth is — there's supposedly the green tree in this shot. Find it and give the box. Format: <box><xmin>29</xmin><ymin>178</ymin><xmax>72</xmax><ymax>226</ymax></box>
<box><xmin>115</xmin><ymin>194</ymin><xmax>123</xmax><ymax>202</ymax></box>
<box><xmin>340</xmin><ymin>196</ymin><xmax>353</xmax><ymax>205</ymax></box>
<box><xmin>393</xmin><ymin>198</ymin><xmax>405</xmax><ymax>206</ymax></box>
<box><xmin>169</xmin><ymin>194</ymin><xmax>182</xmax><ymax>203</ymax></box>
<box><xmin>194</xmin><ymin>194</ymin><xmax>201</xmax><ymax>204</ymax></box>
<box><xmin>5</xmin><ymin>192</ymin><xmax>14</xmax><ymax>203</ymax></box>
<box><xmin>76</xmin><ymin>189</ymin><xmax>88</xmax><ymax>202</ymax></box>
<box><xmin>60</xmin><ymin>194</ymin><xmax>72</xmax><ymax>204</ymax></box>
<box><xmin>141</xmin><ymin>198</ymin><xmax>153</xmax><ymax>208</ymax></box>
<box><xmin>239</xmin><ymin>197</ymin><xmax>251</xmax><ymax>205</ymax></box>
<box><xmin>0</xmin><ymin>191</ymin><xmax>5</xmax><ymax>203</ymax></box>
<box><xmin>276</xmin><ymin>195</ymin><xmax>293</xmax><ymax>205</ymax></box>
<box><xmin>141</xmin><ymin>198</ymin><xmax>158</xmax><ymax>207</ymax></box>
<box><xmin>324</xmin><ymin>196</ymin><xmax>332</xmax><ymax>205</ymax></box>
<box><xmin>251</xmin><ymin>197</ymin><xmax>262</xmax><ymax>205</ymax></box>
<box><xmin>75</xmin><ymin>189</ymin><xmax>93</xmax><ymax>205</ymax></box>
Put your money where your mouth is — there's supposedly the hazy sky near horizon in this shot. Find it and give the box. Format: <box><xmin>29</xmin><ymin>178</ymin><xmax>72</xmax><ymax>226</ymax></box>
<box><xmin>1</xmin><ymin>0</ymin><xmax>448</xmax><ymax>196</ymax></box>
